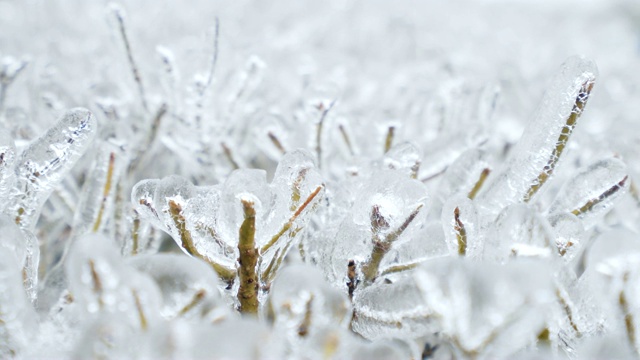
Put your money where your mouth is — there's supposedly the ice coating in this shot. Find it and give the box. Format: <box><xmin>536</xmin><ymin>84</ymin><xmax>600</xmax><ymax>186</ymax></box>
<box><xmin>484</xmin><ymin>204</ymin><xmax>557</xmax><ymax>261</ymax></box>
<box><xmin>381</xmin><ymin>141</ymin><xmax>422</xmax><ymax>179</ymax></box>
<box><xmin>132</xmin><ymin>153</ymin><xmax>325</xmax><ymax>311</ymax></box>
<box><xmin>479</xmin><ymin>56</ymin><xmax>598</xmax><ymax>213</ymax></box>
<box><xmin>267</xmin><ymin>264</ymin><xmax>350</xmax><ymax>347</ymax></box>
<box><xmin>414</xmin><ymin>258</ymin><xmax>555</xmax><ymax>358</ymax></box>
<box><xmin>441</xmin><ymin>195</ymin><xmax>481</xmax><ymax>258</ymax></box>
<box><xmin>71</xmin><ymin>140</ymin><xmax>125</xmax><ymax>238</ymax></box>
<box><xmin>548</xmin><ymin>158</ymin><xmax>628</xmax><ymax>224</ymax></box>
<box><xmin>320</xmin><ymin>169</ymin><xmax>428</xmax><ymax>289</ymax></box>
<box><xmin>0</xmin><ymin>127</ymin><xmax>16</xmax><ymax>207</ymax></box>
<box><xmin>548</xmin><ymin>213</ymin><xmax>585</xmax><ymax>262</ymax></box>
<box><xmin>128</xmin><ymin>254</ymin><xmax>228</xmax><ymax>320</ymax></box>
<box><xmin>65</xmin><ymin>234</ymin><xmax>162</xmax><ymax>330</ymax></box>
<box><xmin>9</xmin><ymin>108</ymin><xmax>97</xmax><ymax>231</ymax></box>
<box><xmin>351</xmin><ymin>276</ymin><xmax>431</xmax><ymax>340</ymax></box>
<box><xmin>0</xmin><ymin>251</ymin><xmax>37</xmax><ymax>358</ymax></box>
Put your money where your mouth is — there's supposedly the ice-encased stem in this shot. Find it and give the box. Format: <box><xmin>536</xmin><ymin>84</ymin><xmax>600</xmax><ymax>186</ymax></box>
<box><xmin>260</xmin><ymin>184</ymin><xmax>323</xmax><ymax>254</ymax></box>
<box><xmin>11</xmin><ymin>108</ymin><xmax>97</xmax><ymax>231</ymax></box>
<box><xmin>570</xmin><ymin>176</ymin><xmax>628</xmax><ymax>217</ymax></box>
<box><xmin>111</xmin><ymin>4</ymin><xmax>149</xmax><ymax>112</ymax></box>
<box><xmin>237</xmin><ymin>199</ymin><xmax>259</xmax><ymax>315</ymax></box>
<box><xmin>168</xmin><ymin>200</ymin><xmax>235</xmax><ymax>282</ymax></box>
<box><xmin>454</xmin><ymin>207</ymin><xmax>467</xmax><ymax>256</ymax></box>
<box><xmin>478</xmin><ymin>56</ymin><xmax>597</xmax><ymax>212</ymax></box>
<box><xmin>361</xmin><ymin>203</ymin><xmax>423</xmax><ymax>283</ymax></box>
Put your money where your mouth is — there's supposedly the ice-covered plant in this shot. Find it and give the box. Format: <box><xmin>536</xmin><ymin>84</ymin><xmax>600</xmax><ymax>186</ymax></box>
<box><xmin>3</xmin><ymin>1</ymin><xmax>640</xmax><ymax>359</ymax></box>
<box><xmin>132</xmin><ymin>150</ymin><xmax>324</xmax><ymax>314</ymax></box>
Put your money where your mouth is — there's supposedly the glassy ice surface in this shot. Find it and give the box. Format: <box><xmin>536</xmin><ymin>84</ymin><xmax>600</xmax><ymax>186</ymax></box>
<box><xmin>10</xmin><ymin>108</ymin><xmax>97</xmax><ymax>231</ymax></box>
<box><xmin>479</xmin><ymin>56</ymin><xmax>598</xmax><ymax>214</ymax></box>
<box><xmin>549</xmin><ymin>158</ymin><xmax>629</xmax><ymax>225</ymax></box>
<box><xmin>414</xmin><ymin>258</ymin><xmax>555</xmax><ymax>358</ymax></box>
<box><xmin>3</xmin><ymin>1</ymin><xmax>640</xmax><ymax>358</ymax></box>
<box><xmin>128</xmin><ymin>254</ymin><xmax>228</xmax><ymax>320</ymax></box>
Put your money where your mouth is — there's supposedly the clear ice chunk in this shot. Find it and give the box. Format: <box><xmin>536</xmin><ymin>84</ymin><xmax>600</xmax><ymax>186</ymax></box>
<box><xmin>0</xmin><ymin>250</ymin><xmax>37</xmax><ymax>358</ymax></box>
<box><xmin>9</xmin><ymin>108</ymin><xmax>97</xmax><ymax>231</ymax></box>
<box><xmin>380</xmin><ymin>141</ymin><xmax>422</xmax><ymax>179</ymax></box>
<box><xmin>267</xmin><ymin>264</ymin><xmax>351</xmax><ymax>349</ymax></box>
<box><xmin>65</xmin><ymin>234</ymin><xmax>162</xmax><ymax>330</ymax></box>
<box><xmin>128</xmin><ymin>254</ymin><xmax>228</xmax><ymax>320</ymax></box>
<box><xmin>479</xmin><ymin>56</ymin><xmax>597</xmax><ymax>213</ymax></box>
<box><xmin>484</xmin><ymin>204</ymin><xmax>558</xmax><ymax>261</ymax></box>
<box><xmin>413</xmin><ymin>258</ymin><xmax>555</xmax><ymax>358</ymax></box>
<box><xmin>441</xmin><ymin>195</ymin><xmax>481</xmax><ymax>258</ymax></box>
<box><xmin>548</xmin><ymin>158</ymin><xmax>628</xmax><ymax>225</ymax></box>
<box><xmin>352</xmin><ymin>275</ymin><xmax>432</xmax><ymax>340</ymax></box>
<box><xmin>71</xmin><ymin>140</ymin><xmax>126</xmax><ymax>238</ymax></box>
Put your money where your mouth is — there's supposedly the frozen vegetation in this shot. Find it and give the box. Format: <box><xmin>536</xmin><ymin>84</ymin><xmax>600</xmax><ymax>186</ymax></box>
<box><xmin>2</xmin><ymin>0</ymin><xmax>640</xmax><ymax>358</ymax></box>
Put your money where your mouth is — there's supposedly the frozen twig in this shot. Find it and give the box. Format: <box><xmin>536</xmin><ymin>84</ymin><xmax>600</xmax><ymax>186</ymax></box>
<box><xmin>237</xmin><ymin>199</ymin><xmax>259</xmax><ymax>315</ymax></box>
<box><xmin>111</xmin><ymin>4</ymin><xmax>149</xmax><ymax>112</ymax></box>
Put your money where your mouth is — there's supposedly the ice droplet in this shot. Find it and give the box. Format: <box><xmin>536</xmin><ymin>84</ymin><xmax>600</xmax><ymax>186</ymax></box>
<box><xmin>10</xmin><ymin>108</ymin><xmax>97</xmax><ymax>230</ymax></box>
<box><xmin>549</xmin><ymin>158</ymin><xmax>628</xmax><ymax>226</ymax></box>
<box><xmin>479</xmin><ymin>56</ymin><xmax>598</xmax><ymax>213</ymax></box>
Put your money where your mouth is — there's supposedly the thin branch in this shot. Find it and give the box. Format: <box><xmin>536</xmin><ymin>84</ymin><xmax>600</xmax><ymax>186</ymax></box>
<box><xmin>221</xmin><ymin>142</ymin><xmax>240</xmax><ymax>170</ymax></box>
<box><xmin>297</xmin><ymin>294</ymin><xmax>314</xmax><ymax>337</ymax></box>
<box><xmin>92</xmin><ymin>152</ymin><xmax>116</xmax><ymax>233</ymax></box>
<box><xmin>267</xmin><ymin>131</ymin><xmax>286</xmax><ymax>155</ymax></box>
<box><xmin>131</xmin><ymin>289</ymin><xmax>148</xmax><ymax>330</ymax></box>
<box><xmin>570</xmin><ymin>176</ymin><xmax>628</xmax><ymax>217</ymax></box>
<box><xmin>454</xmin><ymin>207</ymin><xmax>467</xmax><ymax>256</ymax></box>
<box><xmin>379</xmin><ymin>261</ymin><xmax>420</xmax><ymax>277</ymax></box>
<box><xmin>168</xmin><ymin>200</ymin><xmax>236</xmax><ymax>283</ymax></box>
<box><xmin>112</xmin><ymin>5</ymin><xmax>149</xmax><ymax>112</ymax></box>
<box><xmin>315</xmin><ymin>99</ymin><xmax>337</xmax><ymax>169</ymax></box>
<box><xmin>178</xmin><ymin>289</ymin><xmax>207</xmax><ymax>316</ymax></box>
<box><xmin>347</xmin><ymin>259</ymin><xmax>359</xmax><ymax>301</ymax></box>
<box><xmin>260</xmin><ymin>185</ymin><xmax>323</xmax><ymax>254</ymax></box>
<box><xmin>89</xmin><ymin>260</ymin><xmax>104</xmax><ymax>309</ymax></box>
<box><xmin>361</xmin><ymin>203</ymin><xmax>424</xmax><ymax>283</ymax></box>
<box><xmin>467</xmin><ymin>168</ymin><xmax>491</xmax><ymax>200</ymax></box>
<box><xmin>384</xmin><ymin>126</ymin><xmax>395</xmax><ymax>153</ymax></box>
<box><xmin>338</xmin><ymin>124</ymin><xmax>355</xmax><ymax>156</ymax></box>
<box><xmin>620</xmin><ymin>273</ymin><xmax>637</xmax><ymax>353</ymax></box>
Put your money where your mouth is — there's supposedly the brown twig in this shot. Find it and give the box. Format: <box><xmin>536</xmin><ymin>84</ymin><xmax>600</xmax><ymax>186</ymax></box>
<box><xmin>237</xmin><ymin>199</ymin><xmax>259</xmax><ymax>315</ymax></box>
